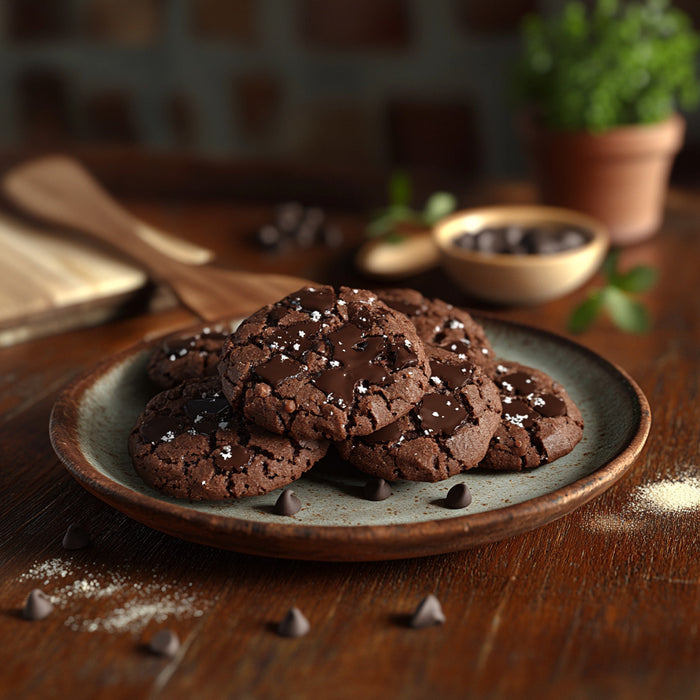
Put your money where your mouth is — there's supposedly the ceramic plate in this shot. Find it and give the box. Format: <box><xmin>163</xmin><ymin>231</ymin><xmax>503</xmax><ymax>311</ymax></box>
<box><xmin>50</xmin><ymin>316</ymin><xmax>650</xmax><ymax>561</ymax></box>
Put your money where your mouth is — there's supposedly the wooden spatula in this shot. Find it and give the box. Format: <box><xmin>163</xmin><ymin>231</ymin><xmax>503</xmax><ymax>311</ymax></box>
<box><xmin>2</xmin><ymin>156</ymin><xmax>312</xmax><ymax>321</ymax></box>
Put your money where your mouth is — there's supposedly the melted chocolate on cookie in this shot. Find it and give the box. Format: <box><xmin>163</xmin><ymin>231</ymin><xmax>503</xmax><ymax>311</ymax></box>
<box><xmin>480</xmin><ymin>361</ymin><xmax>584</xmax><ymax>471</ymax></box>
<box><xmin>219</xmin><ymin>285</ymin><xmax>432</xmax><ymax>442</ymax></box>
<box><xmin>497</xmin><ymin>370</ymin><xmax>567</xmax><ymax>424</ymax></box>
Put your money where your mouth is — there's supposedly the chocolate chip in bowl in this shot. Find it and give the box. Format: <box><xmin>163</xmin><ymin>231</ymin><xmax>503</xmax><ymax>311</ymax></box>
<box><xmin>433</xmin><ymin>205</ymin><xmax>609</xmax><ymax>305</ymax></box>
<box><xmin>452</xmin><ymin>223</ymin><xmax>593</xmax><ymax>256</ymax></box>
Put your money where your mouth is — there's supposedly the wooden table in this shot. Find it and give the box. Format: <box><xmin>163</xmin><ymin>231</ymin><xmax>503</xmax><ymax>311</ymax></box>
<box><xmin>1</xmin><ymin>183</ymin><xmax>699</xmax><ymax>699</ymax></box>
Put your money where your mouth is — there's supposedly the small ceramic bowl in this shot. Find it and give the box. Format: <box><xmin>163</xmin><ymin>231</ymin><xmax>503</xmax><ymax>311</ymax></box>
<box><xmin>433</xmin><ymin>205</ymin><xmax>609</xmax><ymax>305</ymax></box>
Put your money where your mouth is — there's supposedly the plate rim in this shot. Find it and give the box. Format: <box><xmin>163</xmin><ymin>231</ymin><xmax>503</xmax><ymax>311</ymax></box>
<box><xmin>49</xmin><ymin>315</ymin><xmax>651</xmax><ymax>561</ymax></box>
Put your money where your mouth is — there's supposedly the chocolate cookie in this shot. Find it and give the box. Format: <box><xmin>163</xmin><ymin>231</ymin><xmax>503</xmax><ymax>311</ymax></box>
<box><xmin>336</xmin><ymin>348</ymin><xmax>502</xmax><ymax>482</ymax></box>
<box><xmin>147</xmin><ymin>327</ymin><xmax>228</xmax><ymax>389</ymax></box>
<box><xmin>376</xmin><ymin>288</ymin><xmax>495</xmax><ymax>370</ymax></box>
<box><xmin>479</xmin><ymin>361</ymin><xmax>584</xmax><ymax>471</ymax></box>
<box><xmin>218</xmin><ymin>285</ymin><xmax>432</xmax><ymax>442</ymax></box>
<box><xmin>128</xmin><ymin>377</ymin><xmax>328</xmax><ymax>500</ymax></box>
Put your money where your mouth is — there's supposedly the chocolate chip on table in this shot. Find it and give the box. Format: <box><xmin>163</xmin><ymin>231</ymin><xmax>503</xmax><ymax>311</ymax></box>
<box><xmin>274</xmin><ymin>489</ymin><xmax>302</xmax><ymax>516</ymax></box>
<box><xmin>302</xmin><ymin>206</ymin><xmax>325</xmax><ymax>229</ymax></box>
<box><xmin>410</xmin><ymin>594</ymin><xmax>446</xmax><ymax>629</ymax></box>
<box><xmin>255</xmin><ymin>224</ymin><xmax>285</xmax><ymax>250</ymax></box>
<box><xmin>148</xmin><ymin>629</ymin><xmax>180</xmax><ymax>657</ymax></box>
<box><xmin>62</xmin><ymin>523</ymin><xmax>91</xmax><ymax>550</ymax></box>
<box><xmin>277</xmin><ymin>607</ymin><xmax>310</xmax><ymax>638</ymax></box>
<box><xmin>255</xmin><ymin>203</ymin><xmax>341</xmax><ymax>251</ymax></box>
<box><xmin>275</xmin><ymin>201</ymin><xmax>305</xmax><ymax>233</ymax></box>
<box><xmin>445</xmin><ymin>483</ymin><xmax>472</xmax><ymax>509</ymax></box>
<box><xmin>319</xmin><ymin>224</ymin><xmax>344</xmax><ymax>248</ymax></box>
<box><xmin>23</xmin><ymin>589</ymin><xmax>54</xmax><ymax>621</ymax></box>
<box><xmin>294</xmin><ymin>223</ymin><xmax>317</xmax><ymax>248</ymax></box>
<box><xmin>363</xmin><ymin>478</ymin><xmax>392</xmax><ymax>501</ymax></box>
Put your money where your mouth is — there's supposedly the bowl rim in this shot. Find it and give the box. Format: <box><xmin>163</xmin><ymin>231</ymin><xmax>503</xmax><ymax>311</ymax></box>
<box><xmin>433</xmin><ymin>204</ymin><xmax>609</xmax><ymax>266</ymax></box>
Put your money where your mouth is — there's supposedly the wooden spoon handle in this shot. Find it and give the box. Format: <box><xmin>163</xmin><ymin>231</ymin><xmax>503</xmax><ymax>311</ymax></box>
<box><xmin>2</xmin><ymin>156</ymin><xmax>313</xmax><ymax>322</ymax></box>
<box><xmin>2</xmin><ymin>156</ymin><xmax>202</xmax><ymax>283</ymax></box>
<box><xmin>133</xmin><ymin>221</ymin><xmax>213</xmax><ymax>265</ymax></box>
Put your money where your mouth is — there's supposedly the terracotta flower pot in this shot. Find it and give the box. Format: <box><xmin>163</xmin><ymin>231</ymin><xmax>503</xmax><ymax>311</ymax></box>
<box><xmin>522</xmin><ymin>113</ymin><xmax>685</xmax><ymax>245</ymax></box>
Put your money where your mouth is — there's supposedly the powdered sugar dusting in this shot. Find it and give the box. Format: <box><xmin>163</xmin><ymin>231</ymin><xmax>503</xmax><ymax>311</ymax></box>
<box><xmin>633</xmin><ymin>476</ymin><xmax>700</xmax><ymax>514</ymax></box>
<box><xmin>18</xmin><ymin>556</ymin><xmax>208</xmax><ymax>634</ymax></box>
<box><xmin>585</xmin><ymin>472</ymin><xmax>700</xmax><ymax>532</ymax></box>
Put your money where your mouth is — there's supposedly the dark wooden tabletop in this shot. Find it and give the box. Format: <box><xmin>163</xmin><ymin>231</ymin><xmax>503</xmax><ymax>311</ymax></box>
<box><xmin>1</xmin><ymin>179</ymin><xmax>699</xmax><ymax>700</ymax></box>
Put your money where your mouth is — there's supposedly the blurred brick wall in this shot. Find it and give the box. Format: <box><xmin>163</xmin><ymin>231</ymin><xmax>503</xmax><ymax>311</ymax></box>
<box><xmin>8</xmin><ymin>0</ymin><xmax>680</xmax><ymax>183</ymax></box>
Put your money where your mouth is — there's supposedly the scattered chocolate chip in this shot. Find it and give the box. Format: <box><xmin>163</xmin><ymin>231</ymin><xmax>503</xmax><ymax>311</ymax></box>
<box><xmin>445</xmin><ymin>483</ymin><xmax>472</xmax><ymax>509</ymax></box>
<box><xmin>148</xmin><ymin>629</ymin><xmax>180</xmax><ymax>657</ymax></box>
<box><xmin>62</xmin><ymin>523</ymin><xmax>91</xmax><ymax>550</ymax></box>
<box><xmin>302</xmin><ymin>206</ymin><xmax>325</xmax><ymax>229</ymax></box>
<box><xmin>363</xmin><ymin>478</ymin><xmax>392</xmax><ymax>501</ymax></box>
<box><xmin>294</xmin><ymin>223</ymin><xmax>317</xmax><ymax>248</ymax></box>
<box><xmin>275</xmin><ymin>201</ymin><xmax>305</xmax><ymax>233</ymax></box>
<box><xmin>277</xmin><ymin>607</ymin><xmax>310</xmax><ymax>638</ymax></box>
<box><xmin>274</xmin><ymin>489</ymin><xmax>302</xmax><ymax>516</ymax></box>
<box><xmin>23</xmin><ymin>589</ymin><xmax>53</xmax><ymax>621</ymax></box>
<box><xmin>255</xmin><ymin>224</ymin><xmax>285</xmax><ymax>250</ymax></box>
<box><xmin>320</xmin><ymin>224</ymin><xmax>344</xmax><ymax>248</ymax></box>
<box><xmin>410</xmin><ymin>594</ymin><xmax>446</xmax><ymax>629</ymax></box>
<box><xmin>255</xmin><ymin>203</ymin><xmax>341</xmax><ymax>252</ymax></box>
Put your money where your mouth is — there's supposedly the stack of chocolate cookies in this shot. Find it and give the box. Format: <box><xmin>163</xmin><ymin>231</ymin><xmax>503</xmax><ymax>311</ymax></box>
<box><xmin>129</xmin><ymin>285</ymin><xmax>583</xmax><ymax>501</ymax></box>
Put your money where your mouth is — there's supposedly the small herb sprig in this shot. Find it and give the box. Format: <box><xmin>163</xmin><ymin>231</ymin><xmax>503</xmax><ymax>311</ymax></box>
<box><xmin>366</xmin><ymin>171</ymin><xmax>456</xmax><ymax>243</ymax></box>
<box><xmin>568</xmin><ymin>249</ymin><xmax>658</xmax><ymax>333</ymax></box>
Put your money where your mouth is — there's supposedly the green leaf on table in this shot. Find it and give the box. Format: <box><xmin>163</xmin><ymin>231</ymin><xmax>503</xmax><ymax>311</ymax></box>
<box><xmin>367</xmin><ymin>170</ymin><xmax>456</xmax><ymax>241</ymax></box>
<box><xmin>365</xmin><ymin>205</ymin><xmax>418</xmax><ymax>238</ymax></box>
<box><xmin>601</xmin><ymin>248</ymin><xmax>621</xmax><ymax>284</ymax></box>
<box><xmin>389</xmin><ymin>170</ymin><xmax>412</xmax><ymax>207</ymax></box>
<box><xmin>613</xmin><ymin>265</ymin><xmax>658</xmax><ymax>293</ymax></box>
<box><xmin>567</xmin><ymin>290</ymin><xmax>604</xmax><ymax>334</ymax></box>
<box><xmin>365</xmin><ymin>213</ymin><xmax>395</xmax><ymax>238</ymax></box>
<box><xmin>602</xmin><ymin>287</ymin><xmax>652</xmax><ymax>334</ymax></box>
<box><xmin>422</xmin><ymin>192</ymin><xmax>457</xmax><ymax>225</ymax></box>
<box><xmin>384</xmin><ymin>231</ymin><xmax>406</xmax><ymax>244</ymax></box>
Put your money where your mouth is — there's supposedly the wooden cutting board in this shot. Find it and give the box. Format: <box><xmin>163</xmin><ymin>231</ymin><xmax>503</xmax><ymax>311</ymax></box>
<box><xmin>0</xmin><ymin>211</ymin><xmax>179</xmax><ymax>347</ymax></box>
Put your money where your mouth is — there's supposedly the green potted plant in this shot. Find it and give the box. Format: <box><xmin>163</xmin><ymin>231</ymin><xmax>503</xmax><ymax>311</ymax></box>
<box><xmin>514</xmin><ymin>0</ymin><xmax>700</xmax><ymax>244</ymax></box>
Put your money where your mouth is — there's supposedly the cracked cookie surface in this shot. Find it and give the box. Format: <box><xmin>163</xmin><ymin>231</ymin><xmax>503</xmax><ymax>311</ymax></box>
<box><xmin>147</xmin><ymin>328</ymin><xmax>228</xmax><ymax>389</ymax></box>
<box><xmin>218</xmin><ymin>285</ymin><xmax>432</xmax><ymax>442</ymax></box>
<box><xmin>336</xmin><ymin>347</ymin><xmax>502</xmax><ymax>482</ymax></box>
<box><xmin>128</xmin><ymin>377</ymin><xmax>328</xmax><ymax>500</ymax></box>
<box><xmin>376</xmin><ymin>288</ymin><xmax>496</xmax><ymax>371</ymax></box>
<box><xmin>480</xmin><ymin>360</ymin><xmax>584</xmax><ymax>471</ymax></box>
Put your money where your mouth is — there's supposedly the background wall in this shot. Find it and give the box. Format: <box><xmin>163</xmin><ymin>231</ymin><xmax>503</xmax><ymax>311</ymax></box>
<box><xmin>1</xmin><ymin>0</ymin><xmax>699</xmax><ymax>188</ymax></box>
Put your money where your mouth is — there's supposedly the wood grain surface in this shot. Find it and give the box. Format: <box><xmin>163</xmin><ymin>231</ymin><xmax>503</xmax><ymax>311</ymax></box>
<box><xmin>0</xmin><ymin>182</ymin><xmax>698</xmax><ymax>700</ymax></box>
